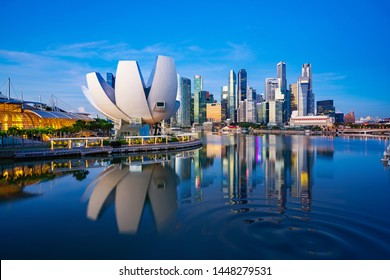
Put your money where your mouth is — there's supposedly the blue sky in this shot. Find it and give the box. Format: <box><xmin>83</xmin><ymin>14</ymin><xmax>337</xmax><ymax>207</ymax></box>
<box><xmin>0</xmin><ymin>0</ymin><xmax>389</xmax><ymax>118</ymax></box>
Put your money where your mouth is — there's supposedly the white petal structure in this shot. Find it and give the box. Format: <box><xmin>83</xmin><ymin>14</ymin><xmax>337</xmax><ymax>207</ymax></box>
<box><xmin>82</xmin><ymin>55</ymin><xmax>179</xmax><ymax>126</ymax></box>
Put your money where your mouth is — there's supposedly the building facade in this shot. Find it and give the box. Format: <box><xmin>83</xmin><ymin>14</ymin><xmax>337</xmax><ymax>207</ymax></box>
<box><xmin>193</xmin><ymin>75</ymin><xmax>203</xmax><ymax>125</ymax></box>
<box><xmin>228</xmin><ymin>70</ymin><xmax>236</xmax><ymax>122</ymax></box>
<box><xmin>206</xmin><ymin>103</ymin><xmax>222</xmax><ymax>122</ymax></box>
<box><xmin>237</xmin><ymin>69</ymin><xmax>247</xmax><ymax>102</ymax></box>
<box><xmin>176</xmin><ymin>76</ymin><xmax>191</xmax><ymax>127</ymax></box>
<box><xmin>316</xmin><ymin>100</ymin><xmax>335</xmax><ymax>118</ymax></box>
<box><xmin>289</xmin><ymin>115</ymin><xmax>334</xmax><ymax>127</ymax></box>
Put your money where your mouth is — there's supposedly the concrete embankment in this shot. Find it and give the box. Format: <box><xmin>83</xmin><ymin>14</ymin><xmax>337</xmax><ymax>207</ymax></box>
<box><xmin>2</xmin><ymin>139</ymin><xmax>203</xmax><ymax>160</ymax></box>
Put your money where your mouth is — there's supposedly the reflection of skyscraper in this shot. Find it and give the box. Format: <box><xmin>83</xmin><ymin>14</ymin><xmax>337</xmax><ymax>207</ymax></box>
<box><xmin>289</xmin><ymin>136</ymin><xmax>314</xmax><ymax>212</ymax></box>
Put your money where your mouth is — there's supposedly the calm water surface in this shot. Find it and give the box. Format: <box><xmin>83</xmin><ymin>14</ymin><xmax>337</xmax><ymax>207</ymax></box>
<box><xmin>1</xmin><ymin>134</ymin><xmax>390</xmax><ymax>259</ymax></box>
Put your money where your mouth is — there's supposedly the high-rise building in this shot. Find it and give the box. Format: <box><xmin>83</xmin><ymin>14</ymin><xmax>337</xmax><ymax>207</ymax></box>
<box><xmin>207</xmin><ymin>103</ymin><xmax>222</xmax><ymax>122</ymax></box>
<box><xmin>177</xmin><ymin>76</ymin><xmax>191</xmax><ymax>127</ymax></box>
<box><xmin>237</xmin><ymin>69</ymin><xmax>247</xmax><ymax>102</ymax></box>
<box><xmin>297</xmin><ymin>77</ymin><xmax>309</xmax><ymax>116</ymax></box>
<box><xmin>289</xmin><ymin>83</ymin><xmax>298</xmax><ymax>113</ymax></box>
<box><xmin>256</xmin><ymin>102</ymin><xmax>269</xmax><ymax>125</ymax></box>
<box><xmin>277</xmin><ymin>61</ymin><xmax>287</xmax><ymax>93</ymax></box>
<box><xmin>199</xmin><ymin>90</ymin><xmax>208</xmax><ymax>124</ymax></box>
<box><xmin>107</xmin><ymin>73</ymin><xmax>115</xmax><ymax>88</ymax></box>
<box><xmin>302</xmin><ymin>63</ymin><xmax>314</xmax><ymax>115</ymax></box>
<box><xmin>317</xmin><ymin>100</ymin><xmax>335</xmax><ymax>118</ymax></box>
<box><xmin>228</xmin><ymin>70</ymin><xmax>236</xmax><ymax>122</ymax></box>
<box><xmin>221</xmin><ymin>85</ymin><xmax>228</xmax><ymax>121</ymax></box>
<box><xmin>265</xmin><ymin>78</ymin><xmax>278</xmax><ymax>102</ymax></box>
<box><xmin>237</xmin><ymin>100</ymin><xmax>246</xmax><ymax>122</ymax></box>
<box><xmin>193</xmin><ymin>75</ymin><xmax>203</xmax><ymax>124</ymax></box>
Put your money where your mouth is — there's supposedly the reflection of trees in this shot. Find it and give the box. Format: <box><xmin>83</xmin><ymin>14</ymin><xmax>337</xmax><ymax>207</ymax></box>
<box><xmin>85</xmin><ymin>163</ymin><xmax>178</xmax><ymax>234</ymax></box>
<box><xmin>72</xmin><ymin>170</ymin><xmax>90</xmax><ymax>181</ymax></box>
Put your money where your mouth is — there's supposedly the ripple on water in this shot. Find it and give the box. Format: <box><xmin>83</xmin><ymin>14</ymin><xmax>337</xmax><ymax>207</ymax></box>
<box><xmin>174</xmin><ymin>198</ymin><xmax>390</xmax><ymax>259</ymax></box>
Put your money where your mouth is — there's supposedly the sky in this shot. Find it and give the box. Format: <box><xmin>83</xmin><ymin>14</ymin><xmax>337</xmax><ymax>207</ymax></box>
<box><xmin>0</xmin><ymin>0</ymin><xmax>389</xmax><ymax>118</ymax></box>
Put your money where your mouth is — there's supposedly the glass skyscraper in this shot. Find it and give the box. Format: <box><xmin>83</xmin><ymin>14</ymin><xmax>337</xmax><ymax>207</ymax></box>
<box><xmin>302</xmin><ymin>63</ymin><xmax>314</xmax><ymax>115</ymax></box>
<box><xmin>177</xmin><ymin>76</ymin><xmax>191</xmax><ymax>127</ymax></box>
<box><xmin>237</xmin><ymin>69</ymin><xmax>247</xmax><ymax>102</ymax></box>
<box><xmin>194</xmin><ymin>75</ymin><xmax>203</xmax><ymax>124</ymax></box>
<box><xmin>228</xmin><ymin>70</ymin><xmax>236</xmax><ymax>122</ymax></box>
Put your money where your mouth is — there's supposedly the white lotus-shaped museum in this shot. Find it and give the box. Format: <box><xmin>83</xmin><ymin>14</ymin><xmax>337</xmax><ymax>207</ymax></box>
<box><xmin>82</xmin><ymin>55</ymin><xmax>179</xmax><ymax>129</ymax></box>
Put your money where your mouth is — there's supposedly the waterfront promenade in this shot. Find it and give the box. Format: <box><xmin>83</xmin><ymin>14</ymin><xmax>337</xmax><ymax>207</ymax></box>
<box><xmin>0</xmin><ymin>134</ymin><xmax>202</xmax><ymax>159</ymax></box>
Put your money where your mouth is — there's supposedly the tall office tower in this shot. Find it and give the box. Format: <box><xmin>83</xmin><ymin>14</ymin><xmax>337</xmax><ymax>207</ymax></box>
<box><xmin>221</xmin><ymin>85</ymin><xmax>228</xmax><ymax>121</ymax></box>
<box><xmin>289</xmin><ymin>83</ymin><xmax>298</xmax><ymax>113</ymax></box>
<box><xmin>193</xmin><ymin>75</ymin><xmax>203</xmax><ymax>124</ymax></box>
<box><xmin>237</xmin><ymin>100</ymin><xmax>246</xmax><ymax>122</ymax></box>
<box><xmin>302</xmin><ymin>63</ymin><xmax>314</xmax><ymax>115</ymax></box>
<box><xmin>256</xmin><ymin>102</ymin><xmax>269</xmax><ymax>125</ymax></box>
<box><xmin>199</xmin><ymin>91</ymin><xmax>208</xmax><ymax>124</ymax></box>
<box><xmin>277</xmin><ymin>61</ymin><xmax>287</xmax><ymax>92</ymax></box>
<box><xmin>317</xmin><ymin>100</ymin><xmax>335</xmax><ymax>118</ymax></box>
<box><xmin>297</xmin><ymin>77</ymin><xmax>309</xmax><ymax>116</ymax></box>
<box><xmin>177</xmin><ymin>76</ymin><xmax>191</xmax><ymax>127</ymax></box>
<box><xmin>245</xmin><ymin>87</ymin><xmax>256</xmax><ymax>123</ymax></box>
<box><xmin>107</xmin><ymin>73</ymin><xmax>115</xmax><ymax>88</ymax></box>
<box><xmin>265</xmin><ymin>78</ymin><xmax>278</xmax><ymax>101</ymax></box>
<box><xmin>237</xmin><ymin>69</ymin><xmax>247</xmax><ymax>102</ymax></box>
<box><xmin>228</xmin><ymin>70</ymin><xmax>236</xmax><ymax>122</ymax></box>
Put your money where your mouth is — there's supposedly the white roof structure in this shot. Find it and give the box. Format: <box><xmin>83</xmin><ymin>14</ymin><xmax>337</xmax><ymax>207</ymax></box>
<box><xmin>82</xmin><ymin>55</ymin><xmax>180</xmax><ymax>126</ymax></box>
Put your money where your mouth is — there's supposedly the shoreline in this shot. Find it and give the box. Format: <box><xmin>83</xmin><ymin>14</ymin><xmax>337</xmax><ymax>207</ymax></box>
<box><xmin>0</xmin><ymin>139</ymin><xmax>203</xmax><ymax>160</ymax></box>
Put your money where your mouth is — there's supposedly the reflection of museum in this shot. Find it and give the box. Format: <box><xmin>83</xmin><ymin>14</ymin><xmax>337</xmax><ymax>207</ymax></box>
<box><xmin>86</xmin><ymin>162</ymin><xmax>179</xmax><ymax>234</ymax></box>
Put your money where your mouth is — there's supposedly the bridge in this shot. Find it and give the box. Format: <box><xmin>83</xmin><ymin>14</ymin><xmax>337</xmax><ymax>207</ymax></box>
<box><xmin>337</xmin><ymin>128</ymin><xmax>390</xmax><ymax>136</ymax></box>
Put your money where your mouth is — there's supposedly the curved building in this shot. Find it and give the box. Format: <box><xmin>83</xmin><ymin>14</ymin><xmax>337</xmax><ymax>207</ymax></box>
<box><xmin>0</xmin><ymin>94</ymin><xmax>92</xmax><ymax>131</ymax></box>
<box><xmin>82</xmin><ymin>55</ymin><xmax>180</xmax><ymax>135</ymax></box>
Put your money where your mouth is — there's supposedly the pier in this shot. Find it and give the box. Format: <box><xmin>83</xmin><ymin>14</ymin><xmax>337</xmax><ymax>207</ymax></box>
<box><xmin>11</xmin><ymin>134</ymin><xmax>202</xmax><ymax>159</ymax></box>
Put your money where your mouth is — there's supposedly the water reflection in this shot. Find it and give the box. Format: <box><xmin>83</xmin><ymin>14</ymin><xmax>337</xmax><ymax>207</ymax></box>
<box><xmin>85</xmin><ymin>160</ymin><xmax>180</xmax><ymax>234</ymax></box>
<box><xmin>200</xmin><ymin>134</ymin><xmax>326</xmax><ymax>214</ymax></box>
<box><xmin>0</xmin><ymin>158</ymin><xmax>100</xmax><ymax>202</ymax></box>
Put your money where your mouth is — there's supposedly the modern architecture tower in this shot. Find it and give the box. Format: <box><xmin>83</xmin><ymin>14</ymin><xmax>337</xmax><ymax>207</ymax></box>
<box><xmin>193</xmin><ymin>75</ymin><xmax>203</xmax><ymax>124</ymax></box>
<box><xmin>228</xmin><ymin>70</ymin><xmax>236</xmax><ymax>122</ymax></box>
<box><xmin>302</xmin><ymin>63</ymin><xmax>314</xmax><ymax>115</ymax></box>
<box><xmin>177</xmin><ymin>76</ymin><xmax>191</xmax><ymax>127</ymax></box>
<box><xmin>277</xmin><ymin>61</ymin><xmax>287</xmax><ymax>93</ymax></box>
<box><xmin>237</xmin><ymin>69</ymin><xmax>247</xmax><ymax>102</ymax></box>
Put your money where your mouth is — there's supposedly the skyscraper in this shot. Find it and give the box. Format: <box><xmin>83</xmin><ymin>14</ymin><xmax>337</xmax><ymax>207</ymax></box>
<box><xmin>265</xmin><ymin>78</ymin><xmax>278</xmax><ymax>102</ymax></box>
<box><xmin>302</xmin><ymin>63</ymin><xmax>314</xmax><ymax>115</ymax></box>
<box><xmin>228</xmin><ymin>70</ymin><xmax>236</xmax><ymax>122</ymax></box>
<box><xmin>177</xmin><ymin>76</ymin><xmax>191</xmax><ymax>127</ymax></box>
<box><xmin>277</xmin><ymin>61</ymin><xmax>287</xmax><ymax>93</ymax></box>
<box><xmin>194</xmin><ymin>75</ymin><xmax>203</xmax><ymax>124</ymax></box>
<box><xmin>289</xmin><ymin>83</ymin><xmax>298</xmax><ymax>113</ymax></box>
<box><xmin>221</xmin><ymin>85</ymin><xmax>228</xmax><ymax>121</ymax></box>
<box><xmin>237</xmin><ymin>69</ymin><xmax>247</xmax><ymax>102</ymax></box>
<box><xmin>298</xmin><ymin>77</ymin><xmax>309</xmax><ymax>116</ymax></box>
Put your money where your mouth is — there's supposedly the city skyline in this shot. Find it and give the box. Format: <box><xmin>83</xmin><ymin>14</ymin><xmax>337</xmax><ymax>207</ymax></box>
<box><xmin>0</xmin><ymin>0</ymin><xmax>389</xmax><ymax>118</ymax></box>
